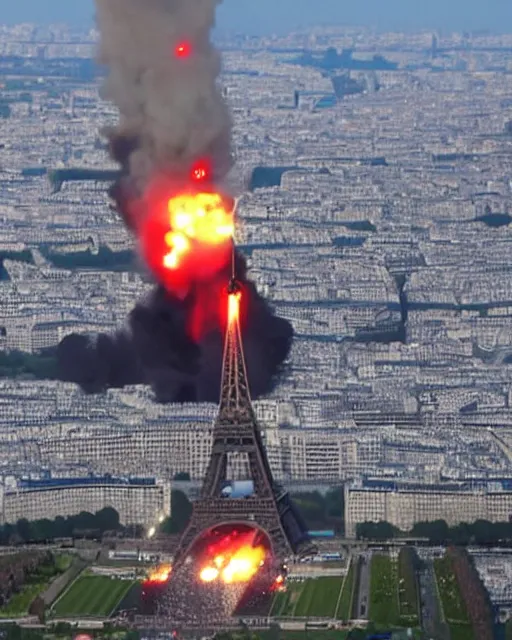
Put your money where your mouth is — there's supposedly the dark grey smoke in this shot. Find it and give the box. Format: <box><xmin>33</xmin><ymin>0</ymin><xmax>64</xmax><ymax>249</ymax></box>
<box><xmin>55</xmin><ymin>0</ymin><xmax>294</xmax><ymax>402</ymax></box>
<box><xmin>57</xmin><ymin>256</ymin><xmax>293</xmax><ymax>403</ymax></box>
<box><xmin>96</xmin><ymin>0</ymin><xmax>233</xmax><ymax>226</ymax></box>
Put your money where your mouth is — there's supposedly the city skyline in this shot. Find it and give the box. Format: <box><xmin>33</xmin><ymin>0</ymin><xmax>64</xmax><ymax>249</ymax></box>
<box><xmin>0</xmin><ymin>7</ymin><xmax>512</xmax><ymax>634</ymax></box>
<box><xmin>1</xmin><ymin>0</ymin><xmax>512</xmax><ymax>34</ymax></box>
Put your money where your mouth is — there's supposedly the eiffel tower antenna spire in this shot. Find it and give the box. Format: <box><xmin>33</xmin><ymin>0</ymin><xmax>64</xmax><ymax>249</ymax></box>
<box><xmin>231</xmin><ymin>237</ymin><xmax>236</xmax><ymax>279</ymax></box>
<box><xmin>221</xmin><ymin>256</ymin><xmax>255</xmax><ymax>426</ymax></box>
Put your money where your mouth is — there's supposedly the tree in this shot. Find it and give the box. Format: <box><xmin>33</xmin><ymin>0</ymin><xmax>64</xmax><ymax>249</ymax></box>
<box><xmin>72</xmin><ymin>511</ymin><xmax>96</xmax><ymax>532</ymax></box>
<box><xmin>450</xmin><ymin>522</ymin><xmax>472</xmax><ymax>545</ymax></box>
<box><xmin>30</xmin><ymin>519</ymin><xmax>54</xmax><ymax>541</ymax></box>
<box><xmin>29</xmin><ymin>595</ymin><xmax>46</xmax><ymax>624</ymax></box>
<box><xmin>411</xmin><ymin>519</ymin><xmax>449</xmax><ymax>544</ymax></box>
<box><xmin>53</xmin><ymin>516</ymin><xmax>71</xmax><ymax>538</ymax></box>
<box><xmin>291</xmin><ymin>491</ymin><xmax>326</xmax><ymax>529</ymax></box>
<box><xmin>266</xmin><ymin>624</ymin><xmax>280</xmax><ymax>640</ymax></box>
<box><xmin>356</xmin><ymin>521</ymin><xmax>399</xmax><ymax>540</ymax></box>
<box><xmin>173</xmin><ymin>471</ymin><xmax>191</xmax><ymax>481</ymax></box>
<box><xmin>3</xmin><ymin>625</ymin><xmax>22</xmax><ymax>640</ymax></box>
<box><xmin>16</xmin><ymin>519</ymin><xmax>31</xmax><ymax>542</ymax></box>
<box><xmin>161</xmin><ymin>490</ymin><xmax>192</xmax><ymax>534</ymax></box>
<box><xmin>0</xmin><ymin>524</ymin><xmax>14</xmax><ymax>545</ymax></box>
<box><xmin>50</xmin><ymin>622</ymin><xmax>73</xmax><ymax>636</ymax></box>
<box><xmin>324</xmin><ymin>486</ymin><xmax>344</xmax><ymax>519</ymax></box>
<box><xmin>95</xmin><ymin>507</ymin><xmax>120</xmax><ymax>532</ymax></box>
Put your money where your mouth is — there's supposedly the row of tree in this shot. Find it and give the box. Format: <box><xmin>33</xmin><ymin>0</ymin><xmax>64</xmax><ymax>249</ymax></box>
<box><xmin>160</xmin><ymin>490</ymin><xmax>193</xmax><ymax>534</ymax></box>
<box><xmin>159</xmin><ymin>487</ymin><xmax>345</xmax><ymax>536</ymax></box>
<box><xmin>357</xmin><ymin>518</ymin><xmax>512</xmax><ymax>545</ymax></box>
<box><xmin>0</xmin><ymin>349</ymin><xmax>58</xmax><ymax>380</ymax></box>
<box><xmin>0</xmin><ymin>507</ymin><xmax>122</xmax><ymax>544</ymax></box>
<box><xmin>288</xmin><ymin>487</ymin><xmax>344</xmax><ymax>532</ymax></box>
<box><xmin>448</xmin><ymin>546</ymin><xmax>494</xmax><ymax>640</ymax></box>
<box><xmin>0</xmin><ymin>485</ymin><xmax>342</xmax><ymax>545</ymax></box>
<box><xmin>0</xmin><ymin>623</ymin><xmax>140</xmax><ymax>640</ymax></box>
<box><xmin>0</xmin><ymin>491</ymin><xmax>194</xmax><ymax>545</ymax></box>
<box><xmin>0</xmin><ymin>551</ymin><xmax>50</xmax><ymax>606</ymax></box>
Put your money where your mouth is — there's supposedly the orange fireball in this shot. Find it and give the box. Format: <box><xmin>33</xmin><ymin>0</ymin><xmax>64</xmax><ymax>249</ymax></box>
<box><xmin>200</xmin><ymin>566</ymin><xmax>219</xmax><ymax>582</ymax></box>
<box><xmin>228</xmin><ymin>291</ymin><xmax>241</xmax><ymax>326</ymax></box>
<box><xmin>198</xmin><ymin>529</ymin><xmax>266</xmax><ymax>585</ymax></box>
<box><xmin>141</xmin><ymin>184</ymin><xmax>235</xmax><ymax>303</ymax></box>
<box><xmin>163</xmin><ymin>193</ymin><xmax>234</xmax><ymax>272</ymax></box>
<box><xmin>145</xmin><ymin>564</ymin><xmax>172</xmax><ymax>584</ymax></box>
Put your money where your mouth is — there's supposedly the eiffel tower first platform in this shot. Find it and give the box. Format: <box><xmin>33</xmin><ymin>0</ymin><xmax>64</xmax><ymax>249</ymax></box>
<box><xmin>171</xmin><ymin>276</ymin><xmax>315</xmax><ymax>571</ymax></box>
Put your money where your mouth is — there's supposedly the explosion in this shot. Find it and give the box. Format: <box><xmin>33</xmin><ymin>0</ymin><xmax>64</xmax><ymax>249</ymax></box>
<box><xmin>144</xmin><ymin>563</ymin><xmax>172</xmax><ymax>584</ymax></box>
<box><xmin>55</xmin><ymin>0</ymin><xmax>294</xmax><ymax>403</ymax></box>
<box><xmin>141</xmin><ymin>187</ymin><xmax>235</xmax><ymax>299</ymax></box>
<box><xmin>198</xmin><ymin>529</ymin><xmax>266</xmax><ymax>585</ymax></box>
<box><xmin>272</xmin><ymin>574</ymin><xmax>286</xmax><ymax>592</ymax></box>
<box><xmin>228</xmin><ymin>289</ymin><xmax>241</xmax><ymax>326</ymax></box>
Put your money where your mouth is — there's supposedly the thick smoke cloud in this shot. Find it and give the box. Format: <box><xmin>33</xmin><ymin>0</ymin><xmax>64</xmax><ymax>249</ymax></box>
<box><xmin>97</xmin><ymin>0</ymin><xmax>233</xmax><ymax>230</ymax></box>
<box><xmin>97</xmin><ymin>0</ymin><xmax>232</xmax><ymax>192</ymax></box>
<box><xmin>56</xmin><ymin>0</ymin><xmax>294</xmax><ymax>402</ymax></box>
<box><xmin>58</xmin><ymin>256</ymin><xmax>293</xmax><ymax>403</ymax></box>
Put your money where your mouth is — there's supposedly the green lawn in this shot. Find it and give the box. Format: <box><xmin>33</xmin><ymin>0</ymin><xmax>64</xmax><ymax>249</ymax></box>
<box><xmin>294</xmin><ymin>580</ymin><xmax>316</xmax><ymax>617</ymax></box>
<box><xmin>368</xmin><ymin>555</ymin><xmax>400</xmax><ymax>627</ymax></box>
<box><xmin>449</xmin><ymin>622</ymin><xmax>475</xmax><ymax>640</ymax></box>
<box><xmin>0</xmin><ymin>583</ymin><xmax>47</xmax><ymax>617</ymax></box>
<box><xmin>336</xmin><ymin>560</ymin><xmax>356</xmax><ymax>621</ymax></box>
<box><xmin>54</xmin><ymin>554</ymin><xmax>73</xmax><ymax>573</ymax></box>
<box><xmin>0</xmin><ymin>555</ymin><xmax>74</xmax><ymax>618</ymax></box>
<box><xmin>433</xmin><ymin>556</ymin><xmax>469</xmax><ymax>624</ymax></box>
<box><xmin>270</xmin><ymin>589</ymin><xmax>289</xmax><ymax>617</ymax></box>
<box><xmin>397</xmin><ymin>547</ymin><xmax>419</xmax><ymax>625</ymax></box>
<box><xmin>52</xmin><ymin>575</ymin><xmax>135</xmax><ymax>617</ymax></box>
<box><xmin>270</xmin><ymin>580</ymin><xmax>305</xmax><ymax>617</ymax></box>
<box><xmin>259</xmin><ymin>631</ymin><xmax>349</xmax><ymax>640</ymax></box>
<box><xmin>304</xmin><ymin>577</ymin><xmax>343</xmax><ymax>618</ymax></box>
<box><xmin>271</xmin><ymin>577</ymin><xmax>343</xmax><ymax>619</ymax></box>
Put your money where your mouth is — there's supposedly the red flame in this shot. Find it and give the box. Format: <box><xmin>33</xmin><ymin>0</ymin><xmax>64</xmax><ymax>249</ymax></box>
<box><xmin>191</xmin><ymin>159</ymin><xmax>211</xmax><ymax>184</ymax></box>
<box><xmin>143</xmin><ymin>564</ymin><xmax>172</xmax><ymax>585</ymax></box>
<box><xmin>228</xmin><ymin>291</ymin><xmax>241</xmax><ymax>326</ymax></box>
<box><xmin>271</xmin><ymin>574</ymin><xmax>286</xmax><ymax>592</ymax></box>
<box><xmin>141</xmin><ymin>178</ymin><xmax>233</xmax><ymax>286</ymax></box>
<box><xmin>138</xmin><ymin>162</ymin><xmax>237</xmax><ymax>341</ymax></box>
<box><xmin>198</xmin><ymin>529</ymin><xmax>266</xmax><ymax>585</ymax></box>
<box><xmin>175</xmin><ymin>41</ymin><xmax>192</xmax><ymax>59</ymax></box>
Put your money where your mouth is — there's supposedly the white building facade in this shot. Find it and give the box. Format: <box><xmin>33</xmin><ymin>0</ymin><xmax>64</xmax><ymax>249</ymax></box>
<box><xmin>345</xmin><ymin>481</ymin><xmax>512</xmax><ymax>538</ymax></box>
<box><xmin>1</xmin><ymin>477</ymin><xmax>171</xmax><ymax>527</ymax></box>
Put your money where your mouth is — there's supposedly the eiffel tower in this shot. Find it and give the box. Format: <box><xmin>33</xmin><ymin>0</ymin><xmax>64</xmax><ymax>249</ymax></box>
<box><xmin>171</xmin><ymin>274</ymin><xmax>314</xmax><ymax>569</ymax></box>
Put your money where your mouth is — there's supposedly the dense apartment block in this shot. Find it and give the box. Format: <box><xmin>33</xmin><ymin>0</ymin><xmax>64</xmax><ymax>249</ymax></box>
<box><xmin>344</xmin><ymin>479</ymin><xmax>512</xmax><ymax>537</ymax></box>
<box><xmin>0</xmin><ymin>477</ymin><xmax>171</xmax><ymax>527</ymax></box>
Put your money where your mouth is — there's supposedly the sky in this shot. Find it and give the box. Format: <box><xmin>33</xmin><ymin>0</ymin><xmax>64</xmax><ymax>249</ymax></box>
<box><xmin>1</xmin><ymin>0</ymin><xmax>512</xmax><ymax>34</ymax></box>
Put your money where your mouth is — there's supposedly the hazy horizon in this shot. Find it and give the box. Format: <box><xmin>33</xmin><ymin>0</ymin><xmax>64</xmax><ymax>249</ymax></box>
<box><xmin>2</xmin><ymin>0</ymin><xmax>512</xmax><ymax>35</ymax></box>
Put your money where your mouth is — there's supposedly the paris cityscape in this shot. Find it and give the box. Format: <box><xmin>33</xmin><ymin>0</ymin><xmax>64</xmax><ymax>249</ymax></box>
<box><xmin>1</xmin><ymin>1</ymin><xmax>512</xmax><ymax>639</ymax></box>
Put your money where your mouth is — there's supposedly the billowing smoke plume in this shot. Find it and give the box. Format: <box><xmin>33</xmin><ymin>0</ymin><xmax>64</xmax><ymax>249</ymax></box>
<box><xmin>56</xmin><ymin>0</ymin><xmax>293</xmax><ymax>402</ymax></box>
<box><xmin>97</xmin><ymin>0</ymin><xmax>233</xmax><ymax>213</ymax></box>
<box><xmin>58</xmin><ymin>255</ymin><xmax>293</xmax><ymax>403</ymax></box>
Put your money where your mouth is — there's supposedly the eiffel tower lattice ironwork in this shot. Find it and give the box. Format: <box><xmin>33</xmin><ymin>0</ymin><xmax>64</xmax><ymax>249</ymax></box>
<box><xmin>171</xmin><ymin>275</ymin><xmax>314</xmax><ymax>567</ymax></box>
